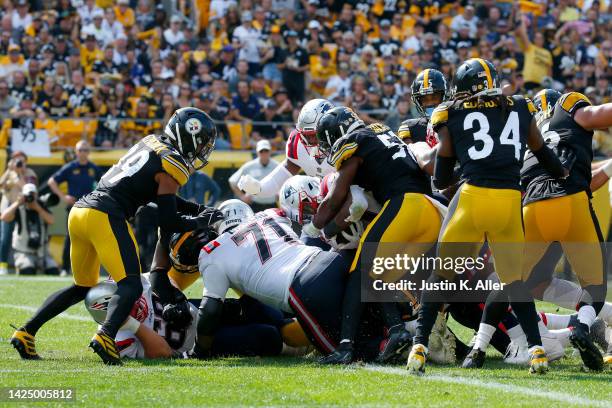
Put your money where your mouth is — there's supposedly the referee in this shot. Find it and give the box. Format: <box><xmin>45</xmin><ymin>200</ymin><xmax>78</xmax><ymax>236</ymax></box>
<box><xmin>48</xmin><ymin>141</ymin><xmax>102</xmax><ymax>276</ymax></box>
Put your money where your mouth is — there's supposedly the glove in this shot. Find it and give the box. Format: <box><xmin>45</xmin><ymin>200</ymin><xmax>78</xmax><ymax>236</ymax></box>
<box><xmin>340</xmin><ymin>222</ymin><xmax>363</xmax><ymax>247</ymax></box>
<box><xmin>301</xmin><ymin>222</ymin><xmax>321</xmax><ymax>238</ymax></box>
<box><xmin>345</xmin><ymin>185</ymin><xmax>368</xmax><ymax>223</ymax></box>
<box><xmin>195</xmin><ymin>208</ymin><xmax>224</xmax><ymax>228</ymax></box>
<box><xmin>237</xmin><ymin>174</ymin><xmax>262</xmax><ymax>195</ymax></box>
<box><xmin>162</xmin><ymin>300</ymin><xmax>193</xmax><ymax>328</ymax></box>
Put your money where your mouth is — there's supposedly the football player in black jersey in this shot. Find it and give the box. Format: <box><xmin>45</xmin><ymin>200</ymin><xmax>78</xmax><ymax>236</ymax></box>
<box><xmin>407</xmin><ymin>59</ymin><xmax>567</xmax><ymax>375</ymax></box>
<box><xmin>397</xmin><ymin>68</ymin><xmax>448</xmax><ymax>146</ymax></box>
<box><xmin>305</xmin><ymin>107</ymin><xmax>442</xmax><ymax>364</ymax></box>
<box><xmin>10</xmin><ymin>108</ymin><xmax>223</xmax><ymax>365</ymax></box>
<box><xmin>519</xmin><ymin>89</ymin><xmax>612</xmax><ymax>371</ymax></box>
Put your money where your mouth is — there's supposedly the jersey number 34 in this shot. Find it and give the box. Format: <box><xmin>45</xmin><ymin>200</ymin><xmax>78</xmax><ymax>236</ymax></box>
<box><xmin>464</xmin><ymin>111</ymin><xmax>521</xmax><ymax>161</ymax></box>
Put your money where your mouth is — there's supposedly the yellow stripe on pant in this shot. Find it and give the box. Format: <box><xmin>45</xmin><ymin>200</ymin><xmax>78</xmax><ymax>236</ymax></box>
<box><xmin>351</xmin><ymin>193</ymin><xmax>441</xmax><ymax>283</ymax></box>
<box><xmin>522</xmin><ymin>191</ymin><xmax>604</xmax><ymax>287</ymax></box>
<box><xmin>68</xmin><ymin>207</ymin><xmax>142</xmax><ymax>287</ymax></box>
<box><xmin>436</xmin><ymin>183</ymin><xmax>524</xmax><ymax>282</ymax></box>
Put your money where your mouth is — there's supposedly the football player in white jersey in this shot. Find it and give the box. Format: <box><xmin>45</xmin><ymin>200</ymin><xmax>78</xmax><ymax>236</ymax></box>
<box><xmin>237</xmin><ymin>99</ymin><xmax>335</xmax><ymax>197</ymax></box>
<box><xmin>84</xmin><ymin>274</ymin><xmax>287</xmax><ymax>359</ymax></box>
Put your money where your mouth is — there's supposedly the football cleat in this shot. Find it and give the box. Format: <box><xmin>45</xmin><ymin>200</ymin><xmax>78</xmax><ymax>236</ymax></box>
<box><xmin>406</xmin><ymin>344</ymin><xmax>428</xmax><ymax>375</ymax></box>
<box><xmin>10</xmin><ymin>326</ymin><xmax>41</xmax><ymax>360</ymax></box>
<box><xmin>375</xmin><ymin>325</ymin><xmax>412</xmax><ymax>364</ymax></box>
<box><xmin>528</xmin><ymin>346</ymin><xmax>549</xmax><ymax>374</ymax></box>
<box><xmin>318</xmin><ymin>342</ymin><xmax>353</xmax><ymax>365</ymax></box>
<box><xmin>462</xmin><ymin>348</ymin><xmax>486</xmax><ymax>368</ymax></box>
<box><xmin>89</xmin><ymin>331</ymin><xmax>122</xmax><ymax>366</ymax></box>
<box><xmin>570</xmin><ymin>324</ymin><xmax>603</xmax><ymax>371</ymax></box>
<box><xmin>504</xmin><ymin>342</ymin><xmax>529</xmax><ymax>365</ymax></box>
<box><xmin>589</xmin><ymin>318</ymin><xmax>608</xmax><ymax>351</ymax></box>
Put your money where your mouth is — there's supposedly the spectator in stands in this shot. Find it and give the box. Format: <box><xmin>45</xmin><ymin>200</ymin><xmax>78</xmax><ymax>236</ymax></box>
<box><xmin>1</xmin><ymin>183</ymin><xmax>57</xmax><ymax>275</ymax></box>
<box><xmin>514</xmin><ymin>6</ymin><xmax>553</xmax><ymax>90</ymax></box>
<box><xmin>251</xmin><ymin>99</ymin><xmax>286</xmax><ymax>148</ymax></box>
<box><xmin>163</xmin><ymin>15</ymin><xmax>185</xmax><ymax>48</ymax></box>
<box><xmin>229</xmin><ymin>80</ymin><xmax>261</xmax><ymax>121</ymax></box>
<box><xmin>0</xmin><ymin>44</ymin><xmax>26</xmax><ymax>78</ymax></box>
<box><xmin>180</xmin><ymin>171</ymin><xmax>221</xmax><ymax>207</ymax></box>
<box><xmin>325</xmin><ymin>61</ymin><xmax>351</xmax><ymax>104</ymax></box>
<box><xmin>279</xmin><ymin>30</ymin><xmax>309</xmax><ymax>103</ymax></box>
<box><xmin>0</xmin><ymin>79</ymin><xmax>16</xmax><ymax>117</ymax></box>
<box><xmin>0</xmin><ymin>152</ymin><xmax>37</xmax><ymax>275</ymax></box>
<box><xmin>123</xmin><ymin>99</ymin><xmax>161</xmax><ymax>147</ymax></box>
<box><xmin>47</xmin><ymin>140</ymin><xmax>101</xmax><ymax>276</ymax></box>
<box><xmin>94</xmin><ymin>94</ymin><xmax>126</xmax><ymax>148</ymax></box>
<box><xmin>232</xmin><ymin>11</ymin><xmax>262</xmax><ymax>75</ymax></box>
<box><xmin>229</xmin><ymin>139</ymin><xmax>278</xmax><ymax>212</ymax></box>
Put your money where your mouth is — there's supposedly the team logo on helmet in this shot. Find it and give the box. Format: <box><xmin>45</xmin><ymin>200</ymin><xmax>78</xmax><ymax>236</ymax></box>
<box><xmin>185</xmin><ymin>118</ymin><xmax>202</xmax><ymax>136</ymax></box>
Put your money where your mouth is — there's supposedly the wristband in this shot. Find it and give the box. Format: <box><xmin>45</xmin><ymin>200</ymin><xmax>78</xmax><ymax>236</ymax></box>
<box><xmin>121</xmin><ymin>316</ymin><xmax>141</xmax><ymax>333</ymax></box>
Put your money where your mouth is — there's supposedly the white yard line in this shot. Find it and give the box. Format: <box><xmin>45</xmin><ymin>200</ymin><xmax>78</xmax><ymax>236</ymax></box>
<box><xmin>0</xmin><ymin>304</ymin><xmax>91</xmax><ymax>322</ymax></box>
<box><xmin>0</xmin><ymin>276</ymin><xmax>75</xmax><ymax>282</ymax></box>
<box><xmin>364</xmin><ymin>365</ymin><xmax>609</xmax><ymax>408</ymax></box>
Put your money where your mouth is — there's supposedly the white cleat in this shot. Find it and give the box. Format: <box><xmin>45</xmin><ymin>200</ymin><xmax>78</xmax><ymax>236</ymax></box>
<box><xmin>504</xmin><ymin>342</ymin><xmax>529</xmax><ymax>365</ymax></box>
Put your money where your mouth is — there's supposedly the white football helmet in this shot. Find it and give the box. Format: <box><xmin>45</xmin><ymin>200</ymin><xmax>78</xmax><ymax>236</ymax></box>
<box><xmin>84</xmin><ymin>280</ymin><xmax>149</xmax><ymax>324</ymax></box>
<box><xmin>216</xmin><ymin>199</ymin><xmax>255</xmax><ymax>234</ymax></box>
<box><xmin>296</xmin><ymin>99</ymin><xmax>333</xmax><ymax>158</ymax></box>
<box><xmin>279</xmin><ymin>175</ymin><xmax>321</xmax><ymax>225</ymax></box>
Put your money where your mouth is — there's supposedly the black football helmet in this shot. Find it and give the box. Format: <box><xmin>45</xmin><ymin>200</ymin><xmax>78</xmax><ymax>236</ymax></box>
<box><xmin>169</xmin><ymin>228</ymin><xmax>218</xmax><ymax>273</ymax></box>
<box><xmin>452</xmin><ymin>58</ymin><xmax>501</xmax><ymax>99</ymax></box>
<box><xmin>411</xmin><ymin>69</ymin><xmax>448</xmax><ymax>118</ymax></box>
<box><xmin>532</xmin><ymin>89</ymin><xmax>562</xmax><ymax>127</ymax></box>
<box><xmin>163</xmin><ymin>107</ymin><xmax>217</xmax><ymax>170</ymax></box>
<box><xmin>316</xmin><ymin>107</ymin><xmax>365</xmax><ymax>157</ymax></box>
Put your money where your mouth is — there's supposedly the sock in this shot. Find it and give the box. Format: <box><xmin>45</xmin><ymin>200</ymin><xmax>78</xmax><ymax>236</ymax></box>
<box><xmin>339</xmin><ymin>270</ymin><xmax>365</xmax><ymax>342</ymax></box>
<box><xmin>506</xmin><ymin>325</ymin><xmax>528</xmax><ymax>348</ymax></box>
<box><xmin>473</xmin><ymin>323</ymin><xmax>496</xmax><ymax>351</ymax></box>
<box><xmin>549</xmin><ymin>329</ymin><xmax>571</xmax><ymax>348</ymax></box>
<box><xmin>413</xmin><ymin>274</ymin><xmax>447</xmax><ymax>347</ymax></box>
<box><xmin>599</xmin><ymin>302</ymin><xmax>612</xmax><ymax>325</ymax></box>
<box><xmin>24</xmin><ymin>284</ymin><xmax>90</xmax><ymax>335</ymax></box>
<box><xmin>577</xmin><ymin>304</ymin><xmax>596</xmax><ymax>328</ymax></box>
<box><xmin>507</xmin><ymin>281</ymin><xmax>542</xmax><ymax>348</ymax></box>
<box><xmin>100</xmin><ymin>276</ymin><xmax>143</xmax><ymax>338</ymax></box>
<box><xmin>379</xmin><ymin>302</ymin><xmax>403</xmax><ymax>328</ymax></box>
<box><xmin>542</xmin><ymin>278</ymin><xmax>582</xmax><ymax>310</ymax></box>
<box><xmin>540</xmin><ymin>312</ymin><xmax>571</xmax><ymax>330</ymax></box>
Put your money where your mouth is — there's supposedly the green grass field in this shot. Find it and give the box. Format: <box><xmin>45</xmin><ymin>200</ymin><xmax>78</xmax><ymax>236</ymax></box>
<box><xmin>0</xmin><ymin>276</ymin><xmax>610</xmax><ymax>407</ymax></box>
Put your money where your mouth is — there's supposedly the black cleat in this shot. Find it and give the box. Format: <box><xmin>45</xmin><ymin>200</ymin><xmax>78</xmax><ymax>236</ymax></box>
<box><xmin>89</xmin><ymin>331</ymin><xmax>122</xmax><ymax>366</ymax></box>
<box><xmin>570</xmin><ymin>323</ymin><xmax>603</xmax><ymax>371</ymax></box>
<box><xmin>375</xmin><ymin>326</ymin><xmax>412</xmax><ymax>364</ymax></box>
<box><xmin>462</xmin><ymin>348</ymin><xmax>486</xmax><ymax>368</ymax></box>
<box><xmin>319</xmin><ymin>342</ymin><xmax>353</xmax><ymax>365</ymax></box>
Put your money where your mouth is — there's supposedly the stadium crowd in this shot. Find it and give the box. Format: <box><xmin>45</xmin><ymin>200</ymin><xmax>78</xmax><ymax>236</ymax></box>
<box><xmin>0</xmin><ymin>0</ymin><xmax>609</xmax><ymax>151</ymax></box>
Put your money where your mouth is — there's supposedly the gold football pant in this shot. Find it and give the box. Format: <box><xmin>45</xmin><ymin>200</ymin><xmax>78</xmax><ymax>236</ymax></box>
<box><xmin>350</xmin><ymin>193</ymin><xmax>441</xmax><ymax>282</ymax></box>
<box><xmin>522</xmin><ymin>191</ymin><xmax>604</xmax><ymax>287</ymax></box>
<box><xmin>436</xmin><ymin>183</ymin><xmax>524</xmax><ymax>283</ymax></box>
<box><xmin>591</xmin><ymin>180</ymin><xmax>610</xmax><ymax>240</ymax></box>
<box><xmin>68</xmin><ymin>207</ymin><xmax>142</xmax><ymax>287</ymax></box>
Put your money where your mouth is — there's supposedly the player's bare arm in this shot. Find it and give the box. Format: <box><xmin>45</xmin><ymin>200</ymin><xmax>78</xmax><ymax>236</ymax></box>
<box><xmin>574</xmin><ymin>103</ymin><xmax>612</xmax><ymax>130</ymax></box>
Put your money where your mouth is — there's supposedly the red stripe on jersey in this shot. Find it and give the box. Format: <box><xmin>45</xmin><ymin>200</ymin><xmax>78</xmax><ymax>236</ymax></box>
<box><xmin>539</xmin><ymin>312</ymin><xmax>547</xmax><ymax>326</ymax></box>
<box><xmin>116</xmin><ymin>338</ymin><xmax>135</xmax><ymax>351</ymax></box>
<box><xmin>203</xmin><ymin>240</ymin><xmax>220</xmax><ymax>254</ymax></box>
<box><xmin>286</xmin><ymin>130</ymin><xmax>300</xmax><ymax>160</ymax></box>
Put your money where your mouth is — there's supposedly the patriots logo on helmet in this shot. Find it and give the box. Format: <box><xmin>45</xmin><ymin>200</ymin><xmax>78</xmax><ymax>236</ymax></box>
<box><xmin>185</xmin><ymin>118</ymin><xmax>202</xmax><ymax>136</ymax></box>
<box><xmin>284</xmin><ymin>186</ymin><xmax>298</xmax><ymax>199</ymax></box>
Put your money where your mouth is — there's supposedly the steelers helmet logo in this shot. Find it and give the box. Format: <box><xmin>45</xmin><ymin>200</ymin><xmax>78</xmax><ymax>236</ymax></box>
<box><xmin>185</xmin><ymin>118</ymin><xmax>202</xmax><ymax>136</ymax></box>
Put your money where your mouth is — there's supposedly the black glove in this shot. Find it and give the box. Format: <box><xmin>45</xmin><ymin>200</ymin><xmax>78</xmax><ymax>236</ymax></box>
<box><xmin>162</xmin><ymin>300</ymin><xmax>193</xmax><ymax>328</ymax></box>
<box><xmin>195</xmin><ymin>208</ymin><xmax>224</xmax><ymax>229</ymax></box>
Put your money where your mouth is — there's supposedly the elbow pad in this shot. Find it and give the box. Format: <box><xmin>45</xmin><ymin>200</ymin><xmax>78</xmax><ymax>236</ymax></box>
<box><xmin>533</xmin><ymin>146</ymin><xmax>565</xmax><ymax>179</ymax></box>
<box><xmin>433</xmin><ymin>156</ymin><xmax>456</xmax><ymax>190</ymax></box>
<box><xmin>149</xmin><ymin>267</ymin><xmax>187</xmax><ymax>305</ymax></box>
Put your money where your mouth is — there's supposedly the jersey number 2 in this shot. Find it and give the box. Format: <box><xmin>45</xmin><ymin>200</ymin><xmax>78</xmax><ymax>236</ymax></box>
<box><xmin>464</xmin><ymin>111</ymin><xmax>521</xmax><ymax>161</ymax></box>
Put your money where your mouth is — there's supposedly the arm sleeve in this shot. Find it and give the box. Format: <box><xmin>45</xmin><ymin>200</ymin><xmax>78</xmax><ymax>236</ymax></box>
<box><xmin>228</xmin><ymin>165</ymin><xmax>244</xmax><ymax>187</ymax></box>
<box><xmin>156</xmin><ymin>194</ymin><xmax>203</xmax><ymax>232</ymax></box>
<box><xmin>258</xmin><ymin>163</ymin><xmax>293</xmax><ymax>197</ymax></box>
<box><xmin>533</xmin><ymin>145</ymin><xmax>565</xmax><ymax>179</ymax></box>
<box><xmin>149</xmin><ymin>267</ymin><xmax>187</xmax><ymax>305</ymax></box>
<box><xmin>433</xmin><ymin>155</ymin><xmax>457</xmax><ymax>190</ymax></box>
<box><xmin>175</xmin><ymin>194</ymin><xmax>203</xmax><ymax>216</ymax></box>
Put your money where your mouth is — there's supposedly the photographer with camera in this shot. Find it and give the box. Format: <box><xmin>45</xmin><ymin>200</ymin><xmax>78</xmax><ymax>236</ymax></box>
<box><xmin>0</xmin><ymin>151</ymin><xmax>37</xmax><ymax>275</ymax></box>
<box><xmin>0</xmin><ymin>183</ymin><xmax>58</xmax><ymax>275</ymax></box>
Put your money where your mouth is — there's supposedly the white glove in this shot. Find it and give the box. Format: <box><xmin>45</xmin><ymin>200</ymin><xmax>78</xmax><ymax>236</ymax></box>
<box><xmin>301</xmin><ymin>222</ymin><xmax>321</xmax><ymax>238</ymax></box>
<box><xmin>237</xmin><ymin>174</ymin><xmax>262</xmax><ymax>195</ymax></box>
<box><xmin>345</xmin><ymin>185</ymin><xmax>368</xmax><ymax>223</ymax></box>
<box><xmin>341</xmin><ymin>222</ymin><xmax>363</xmax><ymax>246</ymax></box>
<box><xmin>120</xmin><ymin>316</ymin><xmax>141</xmax><ymax>333</ymax></box>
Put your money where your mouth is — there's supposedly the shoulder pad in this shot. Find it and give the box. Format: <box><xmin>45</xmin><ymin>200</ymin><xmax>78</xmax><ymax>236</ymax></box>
<box><xmin>398</xmin><ymin>118</ymin><xmax>426</xmax><ymax>140</ymax></box>
<box><xmin>559</xmin><ymin>92</ymin><xmax>591</xmax><ymax>115</ymax></box>
<box><xmin>143</xmin><ymin>136</ymin><xmax>190</xmax><ymax>186</ymax></box>
<box><xmin>511</xmin><ymin>94</ymin><xmax>536</xmax><ymax>114</ymax></box>
<box><xmin>430</xmin><ymin>103</ymin><xmax>450</xmax><ymax>128</ymax></box>
<box><xmin>366</xmin><ymin>122</ymin><xmax>391</xmax><ymax>134</ymax></box>
<box><xmin>328</xmin><ymin>133</ymin><xmax>359</xmax><ymax>170</ymax></box>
